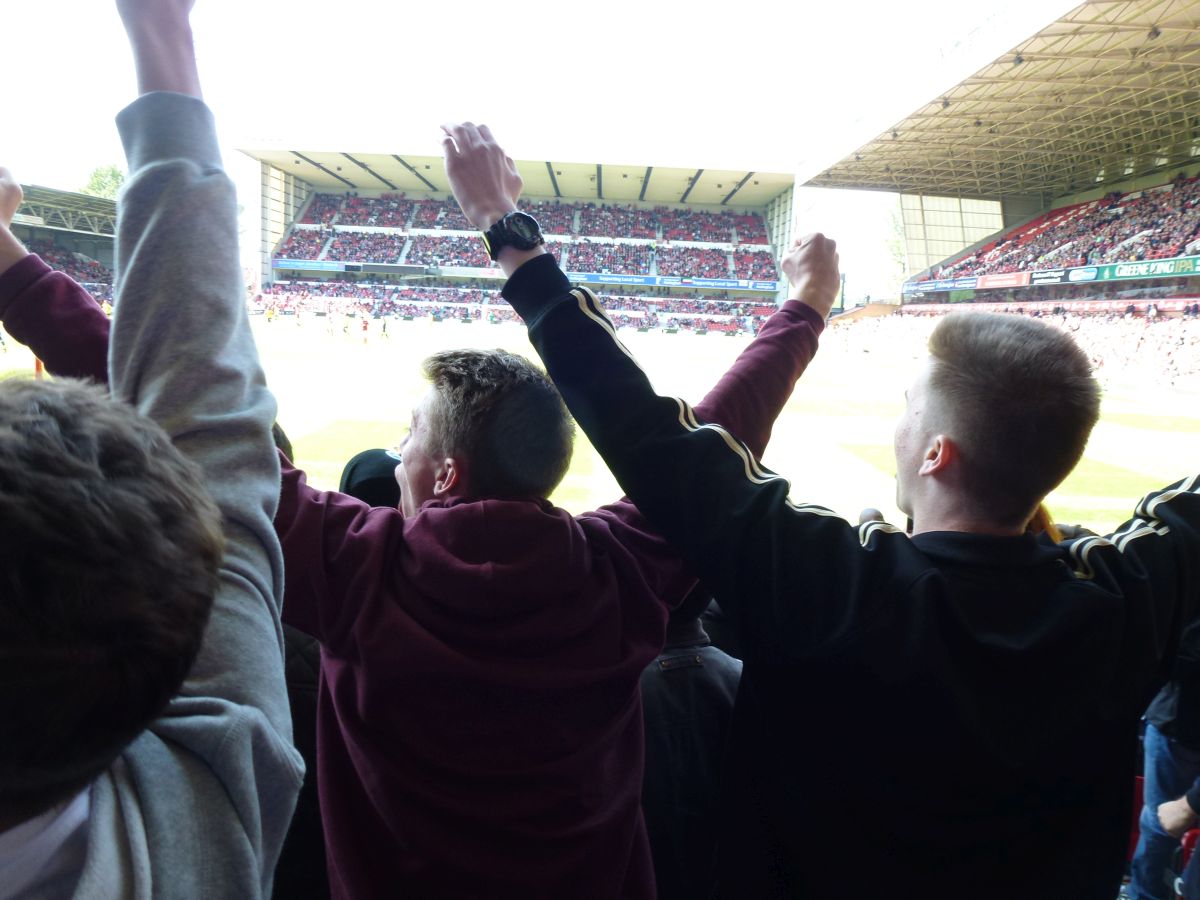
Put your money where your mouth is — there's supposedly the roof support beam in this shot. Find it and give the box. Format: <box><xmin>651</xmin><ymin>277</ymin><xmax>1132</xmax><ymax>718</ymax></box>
<box><xmin>639</xmin><ymin>166</ymin><xmax>653</xmax><ymax>201</ymax></box>
<box><xmin>391</xmin><ymin>155</ymin><xmax>437</xmax><ymax>191</ymax></box>
<box><xmin>545</xmin><ymin>162</ymin><xmax>561</xmax><ymax>198</ymax></box>
<box><xmin>722</xmin><ymin>171</ymin><xmax>755</xmax><ymax>205</ymax></box>
<box><xmin>292</xmin><ymin>152</ymin><xmax>356</xmax><ymax>189</ymax></box>
<box><xmin>596</xmin><ymin>164</ymin><xmax>603</xmax><ymax>200</ymax></box>
<box><xmin>680</xmin><ymin>168</ymin><xmax>703</xmax><ymax>203</ymax></box>
<box><xmin>343</xmin><ymin>153</ymin><xmax>398</xmax><ymax>190</ymax></box>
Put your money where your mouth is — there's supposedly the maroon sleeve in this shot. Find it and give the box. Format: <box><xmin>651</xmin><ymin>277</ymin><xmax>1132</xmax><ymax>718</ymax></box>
<box><xmin>275</xmin><ymin>451</ymin><xmax>402</xmax><ymax>647</ymax></box>
<box><xmin>691</xmin><ymin>300</ymin><xmax>823</xmax><ymax>457</ymax></box>
<box><xmin>0</xmin><ymin>254</ymin><xmax>111</xmax><ymax>383</ymax></box>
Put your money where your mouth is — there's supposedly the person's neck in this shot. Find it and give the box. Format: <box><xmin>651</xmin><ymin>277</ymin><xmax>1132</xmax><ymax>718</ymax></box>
<box><xmin>908</xmin><ymin>497</ymin><xmax>1025</xmax><ymax>537</ymax></box>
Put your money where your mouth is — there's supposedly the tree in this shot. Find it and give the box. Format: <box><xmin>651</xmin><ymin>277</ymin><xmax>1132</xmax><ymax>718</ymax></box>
<box><xmin>80</xmin><ymin>165</ymin><xmax>125</xmax><ymax>200</ymax></box>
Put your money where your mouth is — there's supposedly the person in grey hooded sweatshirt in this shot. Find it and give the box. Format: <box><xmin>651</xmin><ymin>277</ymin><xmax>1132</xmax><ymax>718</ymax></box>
<box><xmin>0</xmin><ymin>1</ymin><xmax>302</xmax><ymax>897</ymax></box>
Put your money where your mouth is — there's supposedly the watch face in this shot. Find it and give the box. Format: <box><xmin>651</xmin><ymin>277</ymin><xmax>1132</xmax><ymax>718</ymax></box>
<box><xmin>508</xmin><ymin>213</ymin><xmax>540</xmax><ymax>243</ymax></box>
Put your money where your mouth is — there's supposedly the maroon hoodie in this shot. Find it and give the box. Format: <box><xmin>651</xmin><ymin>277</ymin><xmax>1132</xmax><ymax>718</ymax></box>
<box><xmin>274</xmin><ymin>287</ymin><xmax>823</xmax><ymax>899</ymax></box>
<box><xmin>0</xmin><ymin>253</ymin><xmax>824</xmax><ymax>899</ymax></box>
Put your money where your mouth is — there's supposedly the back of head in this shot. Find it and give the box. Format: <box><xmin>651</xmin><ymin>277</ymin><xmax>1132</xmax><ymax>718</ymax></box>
<box><xmin>0</xmin><ymin>379</ymin><xmax>224</xmax><ymax>816</ymax></box>
<box><xmin>927</xmin><ymin>313</ymin><xmax>1100</xmax><ymax>527</ymax></box>
<box><xmin>422</xmin><ymin>349</ymin><xmax>574</xmax><ymax>499</ymax></box>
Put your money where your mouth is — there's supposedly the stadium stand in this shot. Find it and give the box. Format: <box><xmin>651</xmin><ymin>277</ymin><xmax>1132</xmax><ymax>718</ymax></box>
<box><xmin>301</xmin><ymin>194</ymin><xmax>343</xmax><ymax>225</ymax></box>
<box><xmin>277</xmin><ymin>228</ymin><xmax>331</xmax><ymax>260</ymax></box>
<box><xmin>324</xmin><ymin>232</ymin><xmax>408</xmax><ymax>263</ymax></box>
<box><xmin>339</xmin><ymin>194</ymin><xmax>414</xmax><ymax>228</ymax></box>
<box><xmin>734</xmin><ymin>214</ymin><xmax>768</xmax><ymax>244</ymax></box>
<box><xmin>523</xmin><ymin>200</ymin><xmax>577</xmax><ymax>235</ymax></box>
<box><xmin>565</xmin><ymin>240</ymin><xmax>653</xmax><ymax>275</ymax></box>
<box><xmin>22</xmin><ymin>239</ymin><xmax>112</xmax><ymax>284</ymax></box>
<box><xmin>657</xmin><ymin>207</ymin><xmax>737</xmax><ymax>243</ymax></box>
<box><xmin>732</xmin><ymin>250</ymin><xmax>778</xmax><ymax>280</ymax></box>
<box><xmin>409</xmin><ymin>198</ymin><xmax>473</xmax><ymax>231</ymax></box>
<box><xmin>401</xmin><ymin>235</ymin><xmax>493</xmax><ymax>268</ymax></box>
<box><xmin>578</xmin><ymin>203</ymin><xmax>658</xmax><ymax>239</ymax></box>
<box><xmin>927</xmin><ymin>174</ymin><xmax>1200</xmax><ymax>279</ymax></box>
<box><xmin>656</xmin><ymin>246</ymin><xmax>731</xmax><ymax>279</ymax></box>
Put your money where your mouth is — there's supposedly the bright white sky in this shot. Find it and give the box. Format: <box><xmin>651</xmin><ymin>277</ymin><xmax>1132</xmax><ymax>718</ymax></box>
<box><xmin>9</xmin><ymin>0</ymin><xmax>1077</xmax><ymax>299</ymax></box>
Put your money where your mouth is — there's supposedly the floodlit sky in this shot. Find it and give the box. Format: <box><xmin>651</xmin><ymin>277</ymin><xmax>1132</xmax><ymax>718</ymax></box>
<box><xmin>10</xmin><ymin>0</ymin><xmax>1078</xmax><ymax>298</ymax></box>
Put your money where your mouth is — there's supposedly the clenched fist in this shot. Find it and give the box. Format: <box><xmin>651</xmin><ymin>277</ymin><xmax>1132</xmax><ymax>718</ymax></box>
<box><xmin>782</xmin><ymin>233</ymin><xmax>840</xmax><ymax>319</ymax></box>
<box><xmin>0</xmin><ymin>168</ymin><xmax>23</xmax><ymax>229</ymax></box>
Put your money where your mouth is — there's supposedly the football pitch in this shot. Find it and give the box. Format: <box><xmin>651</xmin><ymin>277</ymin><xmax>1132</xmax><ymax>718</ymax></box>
<box><xmin>247</xmin><ymin>315</ymin><xmax>1200</xmax><ymax>536</ymax></box>
<box><xmin>5</xmin><ymin>315</ymin><xmax>1196</xmax><ymax>536</ymax></box>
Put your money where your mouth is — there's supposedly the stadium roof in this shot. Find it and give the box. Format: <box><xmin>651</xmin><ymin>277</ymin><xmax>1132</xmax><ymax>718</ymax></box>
<box><xmin>16</xmin><ymin>186</ymin><xmax>116</xmax><ymax>236</ymax></box>
<box><xmin>810</xmin><ymin>0</ymin><xmax>1200</xmax><ymax>199</ymax></box>
<box><xmin>240</xmin><ymin>149</ymin><xmax>794</xmax><ymax>208</ymax></box>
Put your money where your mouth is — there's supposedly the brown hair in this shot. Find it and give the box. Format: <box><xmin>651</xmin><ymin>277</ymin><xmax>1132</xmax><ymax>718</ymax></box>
<box><xmin>0</xmin><ymin>379</ymin><xmax>224</xmax><ymax>810</ymax></box>
<box><xmin>927</xmin><ymin>313</ymin><xmax>1100</xmax><ymax>527</ymax></box>
<box><xmin>421</xmin><ymin>349</ymin><xmax>574</xmax><ymax>499</ymax></box>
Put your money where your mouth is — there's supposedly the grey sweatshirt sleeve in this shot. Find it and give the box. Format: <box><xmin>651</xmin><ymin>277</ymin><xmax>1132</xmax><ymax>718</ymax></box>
<box><xmin>112</xmin><ymin>92</ymin><xmax>289</xmax><ymax>730</ymax></box>
<box><xmin>108</xmin><ymin>92</ymin><xmax>302</xmax><ymax>894</ymax></box>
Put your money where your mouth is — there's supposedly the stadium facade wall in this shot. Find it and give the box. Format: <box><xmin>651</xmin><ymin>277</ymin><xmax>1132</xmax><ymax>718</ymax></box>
<box><xmin>261</xmin><ymin>164</ymin><xmax>310</xmax><ymax>284</ymax></box>
<box><xmin>900</xmin><ymin>194</ymin><xmax>1003</xmax><ymax>274</ymax></box>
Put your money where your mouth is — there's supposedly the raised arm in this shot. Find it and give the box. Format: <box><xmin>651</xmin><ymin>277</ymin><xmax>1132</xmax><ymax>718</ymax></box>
<box><xmin>108</xmin><ymin>5</ymin><xmax>302</xmax><ymax>881</ymax></box>
<box><xmin>112</xmin><ymin>0</ymin><xmax>290</xmax><ymax>729</ymax></box>
<box><xmin>0</xmin><ymin>176</ymin><xmax>110</xmax><ymax>381</ymax></box>
<box><xmin>444</xmin><ymin>124</ymin><xmax>904</xmax><ymax>657</ymax></box>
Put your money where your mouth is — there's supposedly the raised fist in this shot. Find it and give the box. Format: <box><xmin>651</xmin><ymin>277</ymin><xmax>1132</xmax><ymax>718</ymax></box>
<box><xmin>0</xmin><ymin>168</ymin><xmax>23</xmax><ymax>229</ymax></box>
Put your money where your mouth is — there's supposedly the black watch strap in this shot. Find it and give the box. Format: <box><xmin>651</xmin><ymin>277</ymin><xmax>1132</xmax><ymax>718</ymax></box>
<box><xmin>481</xmin><ymin>212</ymin><xmax>545</xmax><ymax>261</ymax></box>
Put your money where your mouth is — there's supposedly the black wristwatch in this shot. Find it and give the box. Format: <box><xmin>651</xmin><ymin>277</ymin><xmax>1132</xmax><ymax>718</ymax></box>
<box><xmin>481</xmin><ymin>211</ymin><xmax>545</xmax><ymax>261</ymax></box>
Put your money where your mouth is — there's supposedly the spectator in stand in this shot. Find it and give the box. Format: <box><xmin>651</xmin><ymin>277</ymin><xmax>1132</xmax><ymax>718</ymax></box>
<box><xmin>657</xmin><ymin>246</ymin><xmax>731</xmax><ymax>279</ymax></box>
<box><xmin>456</xmin><ymin>122</ymin><xmax>1200</xmax><ymax>899</ymax></box>
<box><xmin>0</xmin><ymin>3</ymin><xmax>301</xmax><ymax>897</ymax></box>
<box><xmin>406</xmin><ymin>234</ymin><xmax>493</xmax><ymax>268</ymax></box>
<box><xmin>734</xmin><ymin>214</ymin><xmax>769</xmax><ymax>244</ymax></box>
<box><xmin>523</xmin><ymin>200</ymin><xmax>577</xmax><ymax>235</ymax></box>
<box><xmin>578</xmin><ymin>203</ymin><xmax>659</xmax><ymax>239</ymax></box>
<box><xmin>932</xmin><ymin>175</ymin><xmax>1200</xmax><ymax>280</ymax></box>
<box><xmin>657</xmin><ymin>207</ymin><xmax>737</xmax><ymax>243</ymax></box>
<box><xmin>339</xmin><ymin>194</ymin><xmax>414</xmax><ymax>228</ymax></box>
<box><xmin>566</xmin><ymin>239</ymin><xmax>653</xmax><ymax>275</ymax></box>
<box><xmin>733</xmin><ymin>250</ymin><xmax>778</xmax><ymax>280</ymax></box>
<box><xmin>21</xmin><ymin>240</ymin><xmax>112</xmax><ymax>284</ymax></box>
<box><xmin>301</xmin><ymin>194</ymin><xmax>344</xmax><ymax>225</ymax></box>
<box><xmin>277</xmin><ymin>227</ymin><xmax>330</xmax><ymax>260</ymax></box>
<box><xmin>324</xmin><ymin>231</ymin><xmax>407</xmax><ymax>263</ymax></box>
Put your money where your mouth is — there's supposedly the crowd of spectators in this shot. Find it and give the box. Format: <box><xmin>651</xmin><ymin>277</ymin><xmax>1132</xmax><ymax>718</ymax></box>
<box><xmin>657</xmin><ymin>246</ymin><xmax>731</xmax><ymax>278</ymax></box>
<box><xmin>300</xmin><ymin>194</ymin><xmax>342</xmax><ymax>224</ymax></box>
<box><xmin>734</xmin><ymin>214</ymin><xmax>768</xmax><ymax>243</ymax></box>
<box><xmin>658</xmin><ymin>207</ymin><xmax>740</xmax><ymax>243</ymax></box>
<box><xmin>23</xmin><ymin>239</ymin><xmax>112</xmax><ymax>283</ymax></box>
<box><xmin>398</xmin><ymin>235</ymin><xmax>493</xmax><ymax>268</ymax></box>
<box><xmin>339</xmin><ymin>194</ymin><xmax>414</xmax><ymax>228</ymax></box>
<box><xmin>409</xmin><ymin>198</ymin><xmax>473</xmax><ymax>230</ymax></box>
<box><xmin>732</xmin><ymin>250</ymin><xmax>778</xmax><ymax>280</ymax></box>
<box><xmin>577</xmin><ymin>203</ymin><xmax>660</xmax><ymax>239</ymax></box>
<box><xmin>523</xmin><ymin>200</ymin><xmax>576</xmax><ymax>234</ymax></box>
<box><xmin>299</xmin><ymin>193</ymin><xmax>772</xmax><ymax>246</ymax></box>
<box><xmin>277</xmin><ymin>228</ymin><xmax>330</xmax><ymax>260</ymax></box>
<box><xmin>931</xmin><ymin>173</ymin><xmax>1200</xmax><ymax>279</ymax></box>
<box><xmin>257</xmin><ymin>278</ymin><xmax>775</xmax><ymax>334</ymax></box>
<box><xmin>565</xmin><ymin>240</ymin><xmax>653</xmax><ymax>274</ymax></box>
<box><xmin>323</xmin><ymin>231</ymin><xmax>407</xmax><ymax>263</ymax></box>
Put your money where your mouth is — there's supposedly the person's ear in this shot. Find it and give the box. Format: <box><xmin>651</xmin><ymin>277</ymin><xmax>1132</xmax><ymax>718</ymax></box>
<box><xmin>433</xmin><ymin>456</ymin><xmax>464</xmax><ymax>496</ymax></box>
<box><xmin>918</xmin><ymin>434</ymin><xmax>956</xmax><ymax>477</ymax></box>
